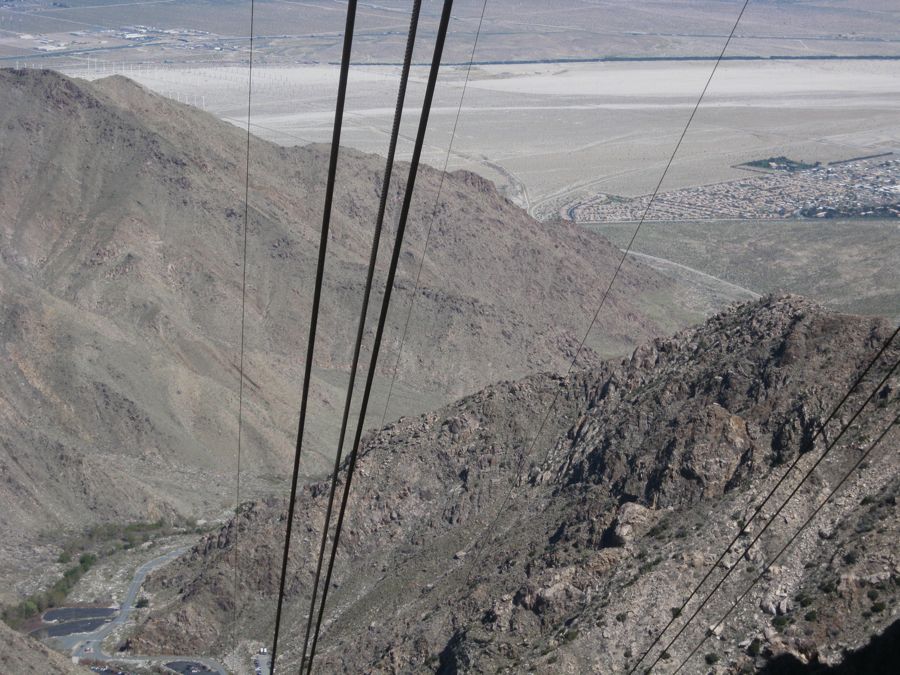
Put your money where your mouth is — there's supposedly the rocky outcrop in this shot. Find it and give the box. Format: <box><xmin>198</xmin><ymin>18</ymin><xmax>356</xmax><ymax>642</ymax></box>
<box><xmin>132</xmin><ymin>296</ymin><xmax>898</xmax><ymax>672</ymax></box>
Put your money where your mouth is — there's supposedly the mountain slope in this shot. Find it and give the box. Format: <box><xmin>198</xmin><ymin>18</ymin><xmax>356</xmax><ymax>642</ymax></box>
<box><xmin>0</xmin><ymin>620</ymin><xmax>88</xmax><ymax>674</ymax></box>
<box><xmin>130</xmin><ymin>296</ymin><xmax>899</xmax><ymax>672</ymax></box>
<box><xmin>0</xmin><ymin>68</ymin><xmax>692</xmax><ymax>536</ymax></box>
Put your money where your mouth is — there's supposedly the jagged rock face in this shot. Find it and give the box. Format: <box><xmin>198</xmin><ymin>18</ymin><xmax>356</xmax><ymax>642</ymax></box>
<box><xmin>134</xmin><ymin>296</ymin><xmax>899</xmax><ymax>672</ymax></box>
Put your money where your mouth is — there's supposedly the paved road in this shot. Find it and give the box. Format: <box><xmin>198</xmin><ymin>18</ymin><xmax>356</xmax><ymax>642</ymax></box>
<box><xmin>253</xmin><ymin>653</ymin><xmax>271</xmax><ymax>674</ymax></box>
<box><xmin>45</xmin><ymin>546</ymin><xmax>229</xmax><ymax>675</ymax></box>
<box><xmin>624</xmin><ymin>250</ymin><xmax>761</xmax><ymax>300</ymax></box>
<box><xmin>53</xmin><ymin>546</ymin><xmax>188</xmax><ymax>655</ymax></box>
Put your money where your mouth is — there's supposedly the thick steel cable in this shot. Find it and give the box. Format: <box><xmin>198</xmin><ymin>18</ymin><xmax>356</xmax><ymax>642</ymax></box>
<box><xmin>268</xmin><ymin>2</ymin><xmax>358</xmax><ymax>672</ymax></box>
<box><xmin>642</xmin><ymin>355</ymin><xmax>900</xmax><ymax>673</ymax></box>
<box><xmin>628</xmin><ymin>325</ymin><xmax>900</xmax><ymax>673</ymax></box>
<box><xmin>233</xmin><ymin>0</ymin><xmax>255</xmax><ymax>654</ymax></box>
<box><xmin>379</xmin><ymin>0</ymin><xmax>488</xmax><ymax>429</ymax></box>
<box><xmin>298</xmin><ymin>1</ymin><xmax>422</xmax><ymax>670</ymax></box>
<box><xmin>305</xmin><ymin>2</ymin><xmax>456</xmax><ymax>671</ymax></box>
<box><xmin>463</xmin><ymin>0</ymin><xmax>752</xmax><ymax>585</ymax></box>
<box><xmin>672</xmin><ymin>410</ymin><xmax>900</xmax><ymax>675</ymax></box>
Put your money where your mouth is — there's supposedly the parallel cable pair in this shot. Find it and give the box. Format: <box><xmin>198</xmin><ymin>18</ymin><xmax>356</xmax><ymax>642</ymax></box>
<box><xmin>671</xmin><ymin>410</ymin><xmax>899</xmax><ymax>674</ymax></box>
<box><xmin>629</xmin><ymin>326</ymin><xmax>900</xmax><ymax>673</ymax></box>
<box><xmin>305</xmin><ymin>3</ymin><xmax>457</xmax><ymax>670</ymax></box>
<box><xmin>379</xmin><ymin>0</ymin><xmax>489</xmax><ymax>429</ymax></box>
<box><xmin>298</xmin><ymin>1</ymin><xmax>422</xmax><ymax>671</ymax></box>
<box><xmin>269</xmin><ymin>1</ymin><xmax>359</xmax><ymax>672</ymax></box>
<box><xmin>267</xmin><ymin>1</ymin><xmax>457</xmax><ymax>672</ymax></box>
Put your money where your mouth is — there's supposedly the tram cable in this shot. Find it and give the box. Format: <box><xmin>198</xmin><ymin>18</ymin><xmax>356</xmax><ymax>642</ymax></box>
<box><xmin>379</xmin><ymin>0</ymin><xmax>488</xmax><ymax>429</ymax></box>
<box><xmin>233</xmin><ymin>0</ymin><xmax>255</xmax><ymax>654</ymax></box>
<box><xmin>640</xmin><ymin>353</ymin><xmax>899</xmax><ymax>673</ymax></box>
<box><xmin>462</xmin><ymin>0</ymin><xmax>752</xmax><ymax>586</ymax></box>
<box><xmin>672</xmin><ymin>410</ymin><xmax>900</xmax><ymax>674</ymax></box>
<box><xmin>268</xmin><ymin>2</ymin><xmax>358</xmax><ymax>671</ymax></box>
<box><xmin>304</xmin><ymin>2</ymin><xmax>457</xmax><ymax>671</ymax></box>
<box><xmin>298</xmin><ymin>1</ymin><xmax>423</xmax><ymax>670</ymax></box>
<box><xmin>627</xmin><ymin>325</ymin><xmax>899</xmax><ymax>673</ymax></box>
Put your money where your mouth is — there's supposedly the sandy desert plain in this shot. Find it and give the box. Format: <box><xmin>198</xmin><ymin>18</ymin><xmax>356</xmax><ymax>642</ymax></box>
<box><xmin>57</xmin><ymin>58</ymin><xmax>899</xmax><ymax>213</ymax></box>
<box><xmin>51</xmin><ymin>57</ymin><xmax>899</xmax><ymax>321</ymax></box>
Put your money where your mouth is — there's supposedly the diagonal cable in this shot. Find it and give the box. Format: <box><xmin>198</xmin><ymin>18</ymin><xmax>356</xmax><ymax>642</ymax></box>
<box><xmin>233</xmin><ymin>0</ymin><xmax>255</xmax><ymax>653</ymax></box>
<box><xmin>628</xmin><ymin>325</ymin><xmax>899</xmax><ymax>672</ymax></box>
<box><xmin>304</xmin><ymin>2</ymin><xmax>456</xmax><ymax>671</ymax></box>
<box><xmin>463</xmin><ymin>0</ymin><xmax>752</xmax><ymax>586</ymax></box>
<box><xmin>672</xmin><ymin>410</ymin><xmax>900</xmax><ymax>674</ymax></box>
<box><xmin>298</xmin><ymin>1</ymin><xmax>422</xmax><ymax>669</ymax></box>
<box><xmin>379</xmin><ymin>0</ymin><xmax>488</xmax><ymax>429</ymax></box>
<box><xmin>642</xmin><ymin>355</ymin><xmax>899</xmax><ymax>673</ymax></box>
<box><xmin>268</xmin><ymin>1</ymin><xmax>358</xmax><ymax>671</ymax></box>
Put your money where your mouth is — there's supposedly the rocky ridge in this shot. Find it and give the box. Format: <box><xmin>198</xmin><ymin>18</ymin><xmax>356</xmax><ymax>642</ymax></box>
<box><xmin>131</xmin><ymin>296</ymin><xmax>899</xmax><ymax>672</ymax></box>
<box><xmin>0</xmin><ymin>67</ymin><xmax>701</xmax><ymax>599</ymax></box>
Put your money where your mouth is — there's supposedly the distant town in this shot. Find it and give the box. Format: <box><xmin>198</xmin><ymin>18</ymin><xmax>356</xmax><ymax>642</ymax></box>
<box><xmin>565</xmin><ymin>154</ymin><xmax>900</xmax><ymax>222</ymax></box>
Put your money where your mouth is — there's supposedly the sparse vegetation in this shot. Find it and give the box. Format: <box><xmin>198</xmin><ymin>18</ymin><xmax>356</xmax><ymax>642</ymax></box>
<box><xmin>2</xmin><ymin>552</ymin><xmax>98</xmax><ymax>628</ymax></box>
<box><xmin>744</xmin><ymin>156</ymin><xmax>819</xmax><ymax>172</ymax></box>
<box><xmin>705</xmin><ymin>652</ymin><xmax>720</xmax><ymax>665</ymax></box>
<box><xmin>3</xmin><ymin>519</ymin><xmax>193</xmax><ymax>629</ymax></box>
<box><xmin>647</xmin><ymin>520</ymin><xmax>669</xmax><ymax>538</ymax></box>
<box><xmin>748</xmin><ymin>638</ymin><xmax>762</xmax><ymax>657</ymax></box>
<box><xmin>819</xmin><ymin>580</ymin><xmax>837</xmax><ymax>594</ymax></box>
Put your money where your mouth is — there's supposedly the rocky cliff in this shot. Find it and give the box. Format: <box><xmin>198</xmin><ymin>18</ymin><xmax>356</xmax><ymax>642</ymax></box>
<box><xmin>132</xmin><ymin>296</ymin><xmax>899</xmax><ymax>672</ymax></box>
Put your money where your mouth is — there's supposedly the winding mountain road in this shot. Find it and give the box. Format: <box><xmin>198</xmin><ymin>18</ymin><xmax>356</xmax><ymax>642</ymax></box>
<box><xmin>49</xmin><ymin>546</ymin><xmax>228</xmax><ymax>675</ymax></box>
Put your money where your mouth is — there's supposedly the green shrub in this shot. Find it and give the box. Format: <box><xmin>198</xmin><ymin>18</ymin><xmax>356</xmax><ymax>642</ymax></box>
<box><xmin>819</xmin><ymin>580</ymin><xmax>837</xmax><ymax>594</ymax></box>
<box><xmin>563</xmin><ymin>629</ymin><xmax>579</xmax><ymax>643</ymax></box>
<box><xmin>804</xmin><ymin>610</ymin><xmax>818</xmax><ymax>622</ymax></box>
<box><xmin>647</xmin><ymin>521</ymin><xmax>668</xmax><ymax>538</ymax></box>
<box><xmin>136</xmin><ymin>596</ymin><xmax>149</xmax><ymax>609</ymax></box>
<box><xmin>748</xmin><ymin>638</ymin><xmax>762</xmax><ymax>657</ymax></box>
<box><xmin>705</xmin><ymin>653</ymin><xmax>720</xmax><ymax>665</ymax></box>
<box><xmin>616</xmin><ymin>612</ymin><xmax>627</xmax><ymax>623</ymax></box>
<box><xmin>871</xmin><ymin>601</ymin><xmax>886</xmax><ymax>613</ymax></box>
<box><xmin>57</xmin><ymin>551</ymin><xmax>72</xmax><ymax>564</ymax></box>
<box><xmin>867</xmin><ymin>589</ymin><xmax>879</xmax><ymax>601</ymax></box>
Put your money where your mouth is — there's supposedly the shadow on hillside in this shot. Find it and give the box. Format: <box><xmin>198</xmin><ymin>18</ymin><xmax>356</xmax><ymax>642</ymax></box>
<box><xmin>760</xmin><ymin>618</ymin><xmax>900</xmax><ymax>674</ymax></box>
